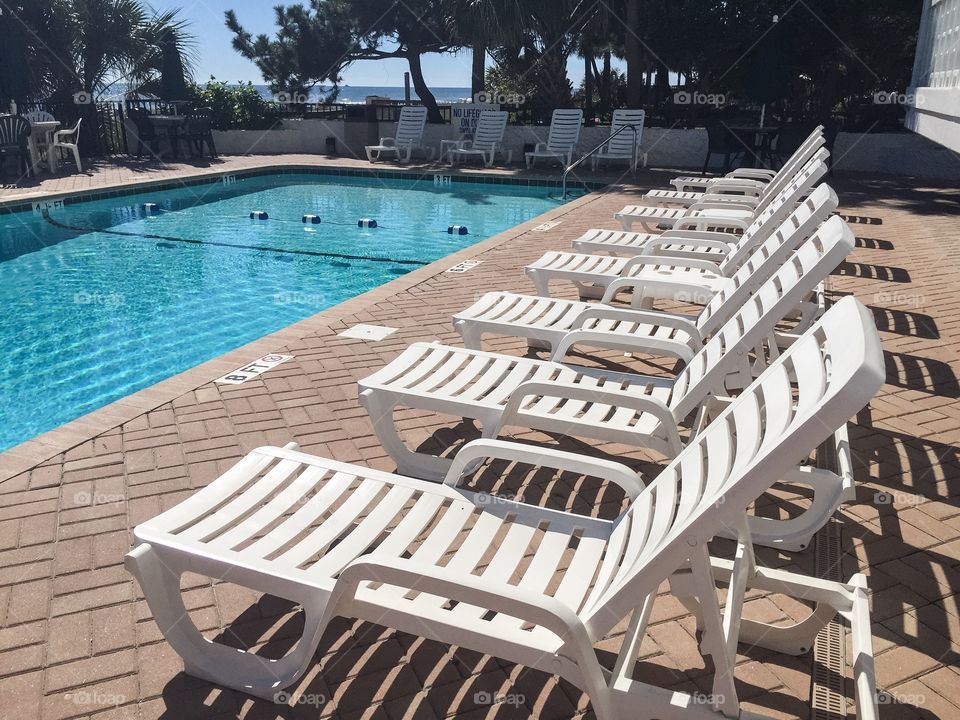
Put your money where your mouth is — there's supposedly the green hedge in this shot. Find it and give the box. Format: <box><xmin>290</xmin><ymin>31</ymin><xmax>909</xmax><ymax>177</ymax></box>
<box><xmin>188</xmin><ymin>80</ymin><xmax>282</xmax><ymax>130</ymax></box>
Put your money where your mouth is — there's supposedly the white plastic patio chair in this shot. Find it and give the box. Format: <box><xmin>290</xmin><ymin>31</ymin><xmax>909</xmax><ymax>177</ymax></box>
<box><xmin>24</xmin><ymin>110</ymin><xmax>56</xmax><ymax>123</ymax></box>
<box><xmin>614</xmin><ymin>146</ymin><xmax>829</xmax><ymax>232</ymax></box>
<box><xmin>49</xmin><ymin>118</ymin><xmax>82</xmax><ymax>173</ymax></box>
<box><xmin>454</xmin><ymin>184</ymin><xmax>838</xmax><ymax>358</ymax></box>
<box><xmin>525</xmin><ymin>108</ymin><xmax>583</xmax><ymax>168</ymax></box>
<box><xmin>365</xmin><ymin>106</ymin><xmax>429</xmax><ymax>164</ymax></box>
<box><xmin>125</xmin><ymin>296</ymin><xmax>882</xmax><ymax>720</ymax></box>
<box><xmin>449</xmin><ymin>110</ymin><xmax>511</xmax><ymax>167</ymax></box>
<box><xmin>668</xmin><ymin>125</ymin><xmax>824</xmax><ymax>193</ymax></box>
<box><xmin>643</xmin><ymin>127</ymin><xmax>824</xmax><ymax>208</ymax></box>
<box><xmin>590</xmin><ymin>109</ymin><xmax>645</xmax><ymax>171</ymax></box>
<box><xmin>526</xmin><ymin>157</ymin><xmax>829</xmax><ymax>301</ymax></box>
<box><xmin>359</xmin><ymin>214</ymin><xmax>855</xmax><ymax>484</ymax></box>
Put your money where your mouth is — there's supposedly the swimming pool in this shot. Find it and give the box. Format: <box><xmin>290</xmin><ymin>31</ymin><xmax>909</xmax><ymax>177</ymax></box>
<box><xmin>0</xmin><ymin>172</ymin><xmax>569</xmax><ymax>452</ymax></box>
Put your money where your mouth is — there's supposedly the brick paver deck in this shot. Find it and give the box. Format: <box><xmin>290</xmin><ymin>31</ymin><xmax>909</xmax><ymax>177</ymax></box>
<box><xmin>1</xmin><ymin>156</ymin><xmax>958</xmax><ymax>719</ymax></box>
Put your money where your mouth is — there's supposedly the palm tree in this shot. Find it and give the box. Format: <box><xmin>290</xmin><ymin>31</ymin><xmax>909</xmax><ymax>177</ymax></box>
<box><xmin>15</xmin><ymin>0</ymin><xmax>194</xmax><ymax>100</ymax></box>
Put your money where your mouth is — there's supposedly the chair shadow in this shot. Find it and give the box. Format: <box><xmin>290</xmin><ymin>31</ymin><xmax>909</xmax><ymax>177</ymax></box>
<box><xmin>855</xmin><ymin>236</ymin><xmax>894</xmax><ymax>250</ymax></box>
<box><xmin>835</xmin><ymin>213</ymin><xmax>883</xmax><ymax>225</ymax></box>
<box><xmin>835</xmin><ymin>261</ymin><xmax>911</xmax><ymax>283</ymax></box>
<box><xmin>868</xmin><ymin>306</ymin><xmax>940</xmax><ymax>339</ymax></box>
<box><xmin>884</xmin><ymin>350</ymin><xmax>960</xmax><ymax>397</ymax></box>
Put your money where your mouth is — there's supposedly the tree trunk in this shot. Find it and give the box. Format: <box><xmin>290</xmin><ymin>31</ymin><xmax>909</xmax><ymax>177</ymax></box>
<box><xmin>471</xmin><ymin>42</ymin><xmax>486</xmax><ymax>98</ymax></box>
<box><xmin>602</xmin><ymin>49</ymin><xmax>612</xmax><ymax>112</ymax></box>
<box><xmin>406</xmin><ymin>51</ymin><xmax>443</xmax><ymax>123</ymax></box>
<box><xmin>583</xmin><ymin>51</ymin><xmax>594</xmax><ymax>122</ymax></box>
<box><xmin>655</xmin><ymin>59</ymin><xmax>670</xmax><ymax>103</ymax></box>
<box><xmin>625</xmin><ymin>0</ymin><xmax>643</xmax><ymax>107</ymax></box>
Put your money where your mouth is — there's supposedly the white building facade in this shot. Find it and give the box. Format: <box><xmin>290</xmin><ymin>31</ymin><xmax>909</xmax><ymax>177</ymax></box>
<box><xmin>907</xmin><ymin>0</ymin><xmax>960</xmax><ymax>152</ymax></box>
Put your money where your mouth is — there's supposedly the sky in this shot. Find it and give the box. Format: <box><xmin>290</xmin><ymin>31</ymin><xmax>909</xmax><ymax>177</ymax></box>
<box><xmin>154</xmin><ymin>0</ymin><xmax>613</xmax><ymax>88</ymax></box>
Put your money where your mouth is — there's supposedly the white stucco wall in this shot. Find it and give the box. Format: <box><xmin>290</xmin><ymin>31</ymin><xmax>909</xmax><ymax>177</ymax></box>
<box><xmin>204</xmin><ymin>119</ymin><xmax>959</xmax><ymax>179</ymax></box>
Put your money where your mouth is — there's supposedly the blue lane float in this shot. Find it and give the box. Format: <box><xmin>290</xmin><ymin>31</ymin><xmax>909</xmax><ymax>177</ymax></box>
<box><xmin>447</xmin><ymin>225</ymin><xmax>469</xmax><ymax>235</ymax></box>
<box><xmin>143</xmin><ymin>203</ymin><xmax>159</xmax><ymax>214</ymax></box>
<box><xmin>250</xmin><ymin>210</ymin><xmax>269</xmax><ymax>220</ymax></box>
<box><xmin>357</xmin><ymin>218</ymin><xmax>378</xmax><ymax>228</ymax></box>
<box><xmin>302</xmin><ymin>214</ymin><xmax>322</xmax><ymax>224</ymax></box>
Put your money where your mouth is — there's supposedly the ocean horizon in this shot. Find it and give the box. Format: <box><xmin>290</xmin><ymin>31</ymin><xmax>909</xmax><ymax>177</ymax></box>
<box><xmin>101</xmin><ymin>84</ymin><xmax>473</xmax><ymax>104</ymax></box>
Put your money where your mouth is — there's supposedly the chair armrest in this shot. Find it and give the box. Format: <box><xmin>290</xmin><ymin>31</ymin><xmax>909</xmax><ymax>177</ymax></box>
<box><xmin>379</xmin><ymin>137</ymin><xmax>396</xmax><ymax>146</ymax></box>
<box><xmin>335</xmin><ymin>556</ymin><xmax>597</xmax><ymax>653</ymax></box>
<box><xmin>443</xmin><ymin>438</ymin><xmax>644</xmax><ymax>499</ymax></box>
<box><xmin>549</xmin><ymin>326</ymin><xmax>699</xmax><ymax>365</ymax></box>
<box><xmin>688</xmin><ymin>198</ymin><xmax>756</xmax><ymax>212</ymax></box>
<box><xmin>569</xmin><ymin>305</ymin><xmax>703</xmax><ymax>340</ymax></box>
<box><xmin>500</xmin><ymin>380</ymin><xmax>683</xmax><ymax>455</ymax></box>
<box><xmin>705</xmin><ymin>178</ymin><xmax>766</xmax><ymax>195</ymax></box>
<box><xmin>658</xmin><ymin>229</ymin><xmax>738</xmax><ymax>243</ymax></box>
<box><xmin>726</xmin><ymin>168</ymin><xmax>776</xmax><ymax>181</ymax></box>
<box><xmin>600</xmin><ymin>276</ymin><xmax>717</xmax><ymax>307</ymax></box>
<box><xmin>621</xmin><ymin>254</ymin><xmax>726</xmax><ymax>275</ymax></box>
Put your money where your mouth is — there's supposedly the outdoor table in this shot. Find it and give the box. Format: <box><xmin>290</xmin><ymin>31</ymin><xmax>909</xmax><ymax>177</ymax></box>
<box><xmin>148</xmin><ymin>115</ymin><xmax>187</xmax><ymax>159</ymax></box>
<box><xmin>729</xmin><ymin>126</ymin><xmax>779</xmax><ymax>168</ymax></box>
<box><xmin>439</xmin><ymin>138</ymin><xmax>464</xmax><ymax>164</ymax></box>
<box><xmin>27</xmin><ymin>120</ymin><xmax>60</xmax><ymax>175</ymax></box>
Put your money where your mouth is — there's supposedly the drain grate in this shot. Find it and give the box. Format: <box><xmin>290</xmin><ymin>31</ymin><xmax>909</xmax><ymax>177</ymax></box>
<box><xmin>811</xmin><ymin>519</ymin><xmax>848</xmax><ymax>720</ymax></box>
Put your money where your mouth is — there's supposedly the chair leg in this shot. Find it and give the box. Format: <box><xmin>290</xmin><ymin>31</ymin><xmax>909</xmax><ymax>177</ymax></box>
<box><xmin>701</xmin><ymin>151</ymin><xmax>711</xmax><ymax>176</ymax></box>
<box><xmin>126</xmin><ymin>543</ymin><xmax>329</xmax><ymax>700</ymax></box>
<box><xmin>71</xmin><ymin>146</ymin><xmax>82</xmax><ymax>172</ymax></box>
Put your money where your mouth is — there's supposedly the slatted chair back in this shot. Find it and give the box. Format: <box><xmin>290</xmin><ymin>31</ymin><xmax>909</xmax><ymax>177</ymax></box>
<box><xmin>605</xmin><ymin>109</ymin><xmax>645</xmax><ymax>156</ymax></box>
<box><xmin>668</xmin><ymin>214</ymin><xmax>854</xmax><ymax>419</ymax></box>
<box><xmin>716</xmin><ymin>149</ymin><xmax>829</xmax><ymax>274</ymax></box>
<box><xmin>583</xmin><ymin>294</ymin><xmax>883</xmax><ymax>631</ymax></box>
<box><xmin>25</xmin><ymin>110</ymin><xmax>56</xmax><ymax>123</ymax></box>
<box><xmin>395</xmin><ymin>106</ymin><xmax>428</xmax><ymax>146</ymax></box>
<box><xmin>0</xmin><ymin>115</ymin><xmax>30</xmax><ymax>148</ymax></box>
<box><xmin>695</xmin><ymin>183</ymin><xmax>838</xmax><ymax>337</ymax></box>
<box><xmin>758</xmin><ymin>127</ymin><xmax>825</xmax><ymax>203</ymax></box>
<box><xmin>471</xmin><ymin>110</ymin><xmax>508</xmax><ymax>149</ymax></box>
<box><xmin>545</xmin><ymin>109</ymin><xmax>583</xmax><ymax>153</ymax></box>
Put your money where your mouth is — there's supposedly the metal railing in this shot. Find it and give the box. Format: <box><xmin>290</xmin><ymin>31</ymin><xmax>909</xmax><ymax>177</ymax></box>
<box><xmin>561</xmin><ymin>123</ymin><xmax>642</xmax><ymax>199</ymax></box>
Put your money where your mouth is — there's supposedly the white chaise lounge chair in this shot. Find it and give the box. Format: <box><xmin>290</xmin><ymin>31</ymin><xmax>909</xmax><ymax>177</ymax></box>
<box><xmin>572</xmin><ymin>148</ymin><xmax>827</xmax><ymax>260</ymax></box>
<box><xmin>526</xmin><ymin>161</ymin><xmax>831</xmax><ymax>302</ymax></box>
<box><xmin>365</xmin><ymin>105</ymin><xmax>429</xmax><ymax>164</ymax></box>
<box><xmin>449</xmin><ymin>109</ymin><xmax>511</xmax><ymax>167</ymax></box>
<box><xmin>126</xmin><ymin>296</ymin><xmax>882</xmax><ymax>720</ymax></box>
<box><xmin>614</xmin><ymin>146</ymin><xmax>829</xmax><ymax>232</ymax></box>
<box><xmin>525</xmin><ymin>108</ymin><xmax>583</xmax><ymax>168</ymax></box>
<box><xmin>454</xmin><ymin>188</ymin><xmax>838</xmax><ymax>357</ymax></box>
<box><xmin>358</xmin><ymin>214</ymin><xmax>854</xmax><ymax>482</ymax></box>
<box><xmin>590</xmin><ymin>109</ymin><xmax>645</xmax><ymax>171</ymax></box>
<box><xmin>642</xmin><ymin>127</ymin><xmax>824</xmax><ymax>208</ymax></box>
<box><xmin>668</xmin><ymin>125</ymin><xmax>824</xmax><ymax>193</ymax></box>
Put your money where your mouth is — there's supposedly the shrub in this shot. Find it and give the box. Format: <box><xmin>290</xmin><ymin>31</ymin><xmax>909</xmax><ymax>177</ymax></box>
<box><xmin>188</xmin><ymin>79</ymin><xmax>282</xmax><ymax>130</ymax></box>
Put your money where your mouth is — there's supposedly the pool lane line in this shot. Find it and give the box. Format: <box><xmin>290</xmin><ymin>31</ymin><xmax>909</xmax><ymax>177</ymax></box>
<box><xmin>41</xmin><ymin>213</ymin><xmax>427</xmax><ymax>267</ymax></box>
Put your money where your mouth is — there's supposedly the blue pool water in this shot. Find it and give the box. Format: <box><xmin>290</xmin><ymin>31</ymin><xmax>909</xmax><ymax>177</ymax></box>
<box><xmin>0</xmin><ymin>173</ymin><xmax>567</xmax><ymax>451</ymax></box>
